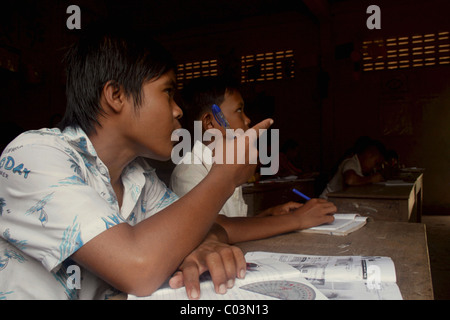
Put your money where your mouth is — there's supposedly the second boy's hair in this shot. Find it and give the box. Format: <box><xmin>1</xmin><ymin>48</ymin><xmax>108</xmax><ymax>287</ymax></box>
<box><xmin>180</xmin><ymin>76</ymin><xmax>240</xmax><ymax>131</ymax></box>
<box><xmin>60</xmin><ymin>21</ymin><xmax>176</xmax><ymax>135</ymax></box>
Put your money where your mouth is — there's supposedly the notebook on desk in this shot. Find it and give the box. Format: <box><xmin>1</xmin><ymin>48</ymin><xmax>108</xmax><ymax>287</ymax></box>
<box><xmin>300</xmin><ymin>213</ymin><xmax>368</xmax><ymax>236</ymax></box>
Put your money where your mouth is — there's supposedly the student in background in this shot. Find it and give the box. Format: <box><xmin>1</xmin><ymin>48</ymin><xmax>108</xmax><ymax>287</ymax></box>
<box><xmin>0</xmin><ymin>23</ymin><xmax>272</xmax><ymax>300</ymax></box>
<box><xmin>320</xmin><ymin>137</ymin><xmax>386</xmax><ymax>199</ymax></box>
<box><xmin>274</xmin><ymin>139</ymin><xmax>319</xmax><ymax>180</ymax></box>
<box><xmin>170</xmin><ymin>76</ymin><xmax>336</xmax><ymax>244</ymax></box>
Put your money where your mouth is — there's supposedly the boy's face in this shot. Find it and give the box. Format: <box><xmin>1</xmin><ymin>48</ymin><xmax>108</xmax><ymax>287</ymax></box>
<box><xmin>214</xmin><ymin>90</ymin><xmax>251</xmax><ymax>133</ymax></box>
<box><xmin>361</xmin><ymin>149</ymin><xmax>384</xmax><ymax>174</ymax></box>
<box><xmin>124</xmin><ymin>70</ymin><xmax>182</xmax><ymax>161</ymax></box>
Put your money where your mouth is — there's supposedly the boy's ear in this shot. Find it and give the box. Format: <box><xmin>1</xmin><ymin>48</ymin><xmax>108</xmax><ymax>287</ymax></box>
<box><xmin>101</xmin><ymin>80</ymin><xmax>127</xmax><ymax>114</ymax></box>
<box><xmin>201</xmin><ymin>112</ymin><xmax>215</xmax><ymax>131</ymax></box>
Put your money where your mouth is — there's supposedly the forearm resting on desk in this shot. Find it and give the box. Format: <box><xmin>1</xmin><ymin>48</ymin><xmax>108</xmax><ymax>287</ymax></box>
<box><xmin>72</xmin><ymin>171</ymin><xmax>238</xmax><ymax>297</ymax></box>
<box><xmin>216</xmin><ymin>199</ymin><xmax>337</xmax><ymax>244</ymax></box>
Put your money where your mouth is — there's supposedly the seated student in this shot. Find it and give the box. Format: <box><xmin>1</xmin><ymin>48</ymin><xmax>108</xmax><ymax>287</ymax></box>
<box><xmin>0</xmin><ymin>23</ymin><xmax>273</xmax><ymax>300</ymax></box>
<box><xmin>170</xmin><ymin>76</ymin><xmax>336</xmax><ymax>244</ymax></box>
<box><xmin>320</xmin><ymin>137</ymin><xmax>386</xmax><ymax>199</ymax></box>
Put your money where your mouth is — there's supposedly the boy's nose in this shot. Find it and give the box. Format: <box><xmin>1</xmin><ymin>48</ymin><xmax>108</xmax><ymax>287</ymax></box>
<box><xmin>173</xmin><ymin>103</ymin><xmax>183</xmax><ymax>120</ymax></box>
<box><xmin>244</xmin><ymin>114</ymin><xmax>251</xmax><ymax>129</ymax></box>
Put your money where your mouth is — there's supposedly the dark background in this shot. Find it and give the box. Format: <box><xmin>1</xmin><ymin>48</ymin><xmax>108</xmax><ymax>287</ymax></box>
<box><xmin>1</xmin><ymin>0</ymin><xmax>450</xmax><ymax>215</ymax></box>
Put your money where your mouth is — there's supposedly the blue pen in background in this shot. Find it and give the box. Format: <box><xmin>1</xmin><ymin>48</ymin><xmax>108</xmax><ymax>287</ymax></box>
<box><xmin>212</xmin><ymin>104</ymin><xmax>231</xmax><ymax>129</ymax></box>
<box><xmin>292</xmin><ymin>188</ymin><xmax>311</xmax><ymax>201</ymax></box>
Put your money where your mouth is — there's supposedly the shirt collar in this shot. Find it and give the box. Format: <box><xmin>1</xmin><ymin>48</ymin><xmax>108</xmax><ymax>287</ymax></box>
<box><xmin>62</xmin><ymin>126</ymin><xmax>153</xmax><ymax>220</ymax></box>
<box><xmin>62</xmin><ymin>126</ymin><xmax>98</xmax><ymax>158</ymax></box>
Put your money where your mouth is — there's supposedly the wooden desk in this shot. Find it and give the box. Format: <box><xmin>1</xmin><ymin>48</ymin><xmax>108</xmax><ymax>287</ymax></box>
<box><xmin>236</xmin><ymin>220</ymin><xmax>433</xmax><ymax>300</ymax></box>
<box><xmin>326</xmin><ymin>173</ymin><xmax>423</xmax><ymax>222</ymax></box>
<box><xmin>243</xmin><ymin>178</ymin><xmax>315</xmax><ymax>216</ymax></box>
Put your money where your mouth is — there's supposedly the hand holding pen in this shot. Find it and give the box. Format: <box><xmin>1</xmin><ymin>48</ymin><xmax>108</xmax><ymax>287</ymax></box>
<box><xmin>289</xmin><ymin>188</ymin><xmax>337</xmax><ymax>229</ymax></box>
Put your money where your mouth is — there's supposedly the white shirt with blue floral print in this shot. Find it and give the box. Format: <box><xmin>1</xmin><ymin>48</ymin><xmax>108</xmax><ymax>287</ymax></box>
<box><xmin>0</xmin><ymin>127</ymin><xmax>178</xmax><ymax>299</ymax></box>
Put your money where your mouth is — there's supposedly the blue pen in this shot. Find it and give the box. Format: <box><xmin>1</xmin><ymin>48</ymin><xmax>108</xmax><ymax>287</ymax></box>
<box><xmin>212</xmin><ymin>104</ymin><xmax>231</xmax><ymax>129</ymax></box>
<box><xmin>292</xmin><ymin>188</ymin><xmax>311</xmax><ymax>201</ymax></box>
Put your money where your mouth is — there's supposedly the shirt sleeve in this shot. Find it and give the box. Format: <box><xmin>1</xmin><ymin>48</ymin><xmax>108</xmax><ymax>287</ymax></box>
<box><xmin>341</xmin><ymin>156</ymin><xmax>362</xmax><ymax>176</ymax></box>
<box><xmin>170</xmin><ymin>162</ymin><xmax>209</xmax><ymax>198</ymax></box>
<box><xmin>139</xmin><ymin>161</ymin><xmax>179</xmax><ymax>217</ymax></box>
<box><xmin>0</xmin><ymin>137</ymin><xmax>122</xmax><ymax>273</ymax></box>
<box><xmin>170</xmin><ymin>162</ymin><xmax>247</xmax><ymax>217</ymax></box>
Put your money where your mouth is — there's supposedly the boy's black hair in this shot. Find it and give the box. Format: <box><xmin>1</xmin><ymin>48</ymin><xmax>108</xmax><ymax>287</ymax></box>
<box><xmin>180</xmin><ymin>75</ymin><xmax>240</xmax><ymax>132</ymax></box>
<box><xmin>354</xmin><ymin>137</ymin><xmax>386</xmax><ymax>159</ymax></box>
<box><xmin>60</xmin><ymin>20</ymin><xmax>176</xmax><ymax>135</ymax></box>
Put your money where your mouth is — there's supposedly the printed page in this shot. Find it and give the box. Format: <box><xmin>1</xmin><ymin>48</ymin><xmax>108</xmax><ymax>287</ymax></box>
<box><xmin>128</xmin><ymin>257</ymin><xmax>327</xmax><ymax>300</ymax></box>
<box><xmin>246</xmin><ymin>252</ymin><xmax>402</xmax><ymax>300</ymax></box>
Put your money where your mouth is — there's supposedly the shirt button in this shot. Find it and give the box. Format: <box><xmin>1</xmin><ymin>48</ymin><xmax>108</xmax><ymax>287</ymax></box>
<box><xmin>99</xmin><ymin>166</ymin><xmax>108</xmax><ymax>175</ymax></box>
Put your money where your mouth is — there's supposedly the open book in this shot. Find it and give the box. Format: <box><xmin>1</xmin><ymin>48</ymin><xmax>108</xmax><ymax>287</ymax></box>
<box><xmin>300</xmin><ymin>213</ymin><xmax>367</xmax><ymax>236</ymax></box>
<box><xmin>246</xmin><ymin>252</ymin><xmax>403</xmax><ymax>300</ymax></box>
<box><xmin>128</xmin><ymin>256</ymin><xmax>327</xmax><ymax>300</ymax></box>
<box><xmin>128</xmin><ymin>251</ymin><xmax>402</xmax><ymax>300</ymax></box>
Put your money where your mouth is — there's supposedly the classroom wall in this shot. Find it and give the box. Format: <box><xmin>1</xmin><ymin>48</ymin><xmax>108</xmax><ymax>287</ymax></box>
<box><xmin>0</xmin><ymin>1</ymin><xmax>105</xmax><ymax>133</ymax></box>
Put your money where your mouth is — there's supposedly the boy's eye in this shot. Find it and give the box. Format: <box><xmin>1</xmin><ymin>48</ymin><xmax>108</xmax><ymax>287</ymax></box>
<box><xmin>165</xmin><ymin>87</ymin><xmax>175</xmax><ymax>97</ymax></box>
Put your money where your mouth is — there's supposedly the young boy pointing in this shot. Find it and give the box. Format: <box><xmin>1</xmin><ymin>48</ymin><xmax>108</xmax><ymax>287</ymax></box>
<box><xmin>0</xmin><ymin>23</ymin><xmax>271</xmax><ymax>300</ymax></box>
<box><xmin>170</xmin><ymin>76</ymin><xmax>336</xmax><ymax>244</ymax></box>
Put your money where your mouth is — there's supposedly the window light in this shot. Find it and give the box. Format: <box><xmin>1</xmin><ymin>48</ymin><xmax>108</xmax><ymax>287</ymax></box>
<box><xmin>176</xmin><ymin>59</ymin><xmax>218</xmax><ymax>89</ymax></box>
<box><xmin>241</xmin><ymin>50</ymin><xmax>295</xmax><ymax>83</ymax></box>
<box><xmin>362</xmin><ymin>31</ymin><xmax>449</xmax><ymax>72</ymax></box>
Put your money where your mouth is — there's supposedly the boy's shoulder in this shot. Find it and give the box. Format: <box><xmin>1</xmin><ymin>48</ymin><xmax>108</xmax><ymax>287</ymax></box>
<box><xmin>3</xmin><ymin>127</ymin><xmax>94</xmax><ymax>151</ymax></box>
<box><xmin>6</xmin><ymin>128</ymin><xmax>65</xmax><ymax>145</ymax></box>
<box><xmin>341</xmin><ymin>154</ymin><xmax>361</xmax><ymax>173</ymax></box>
<box><xmin>340</xmin><ymin>154</ymin><xmax>358</xmax><ymax>165</ymax></box>
<box><xmin>1</xmin><ymin>128</ymin><xmax>69</xmax><ymax>161</ymax></box>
